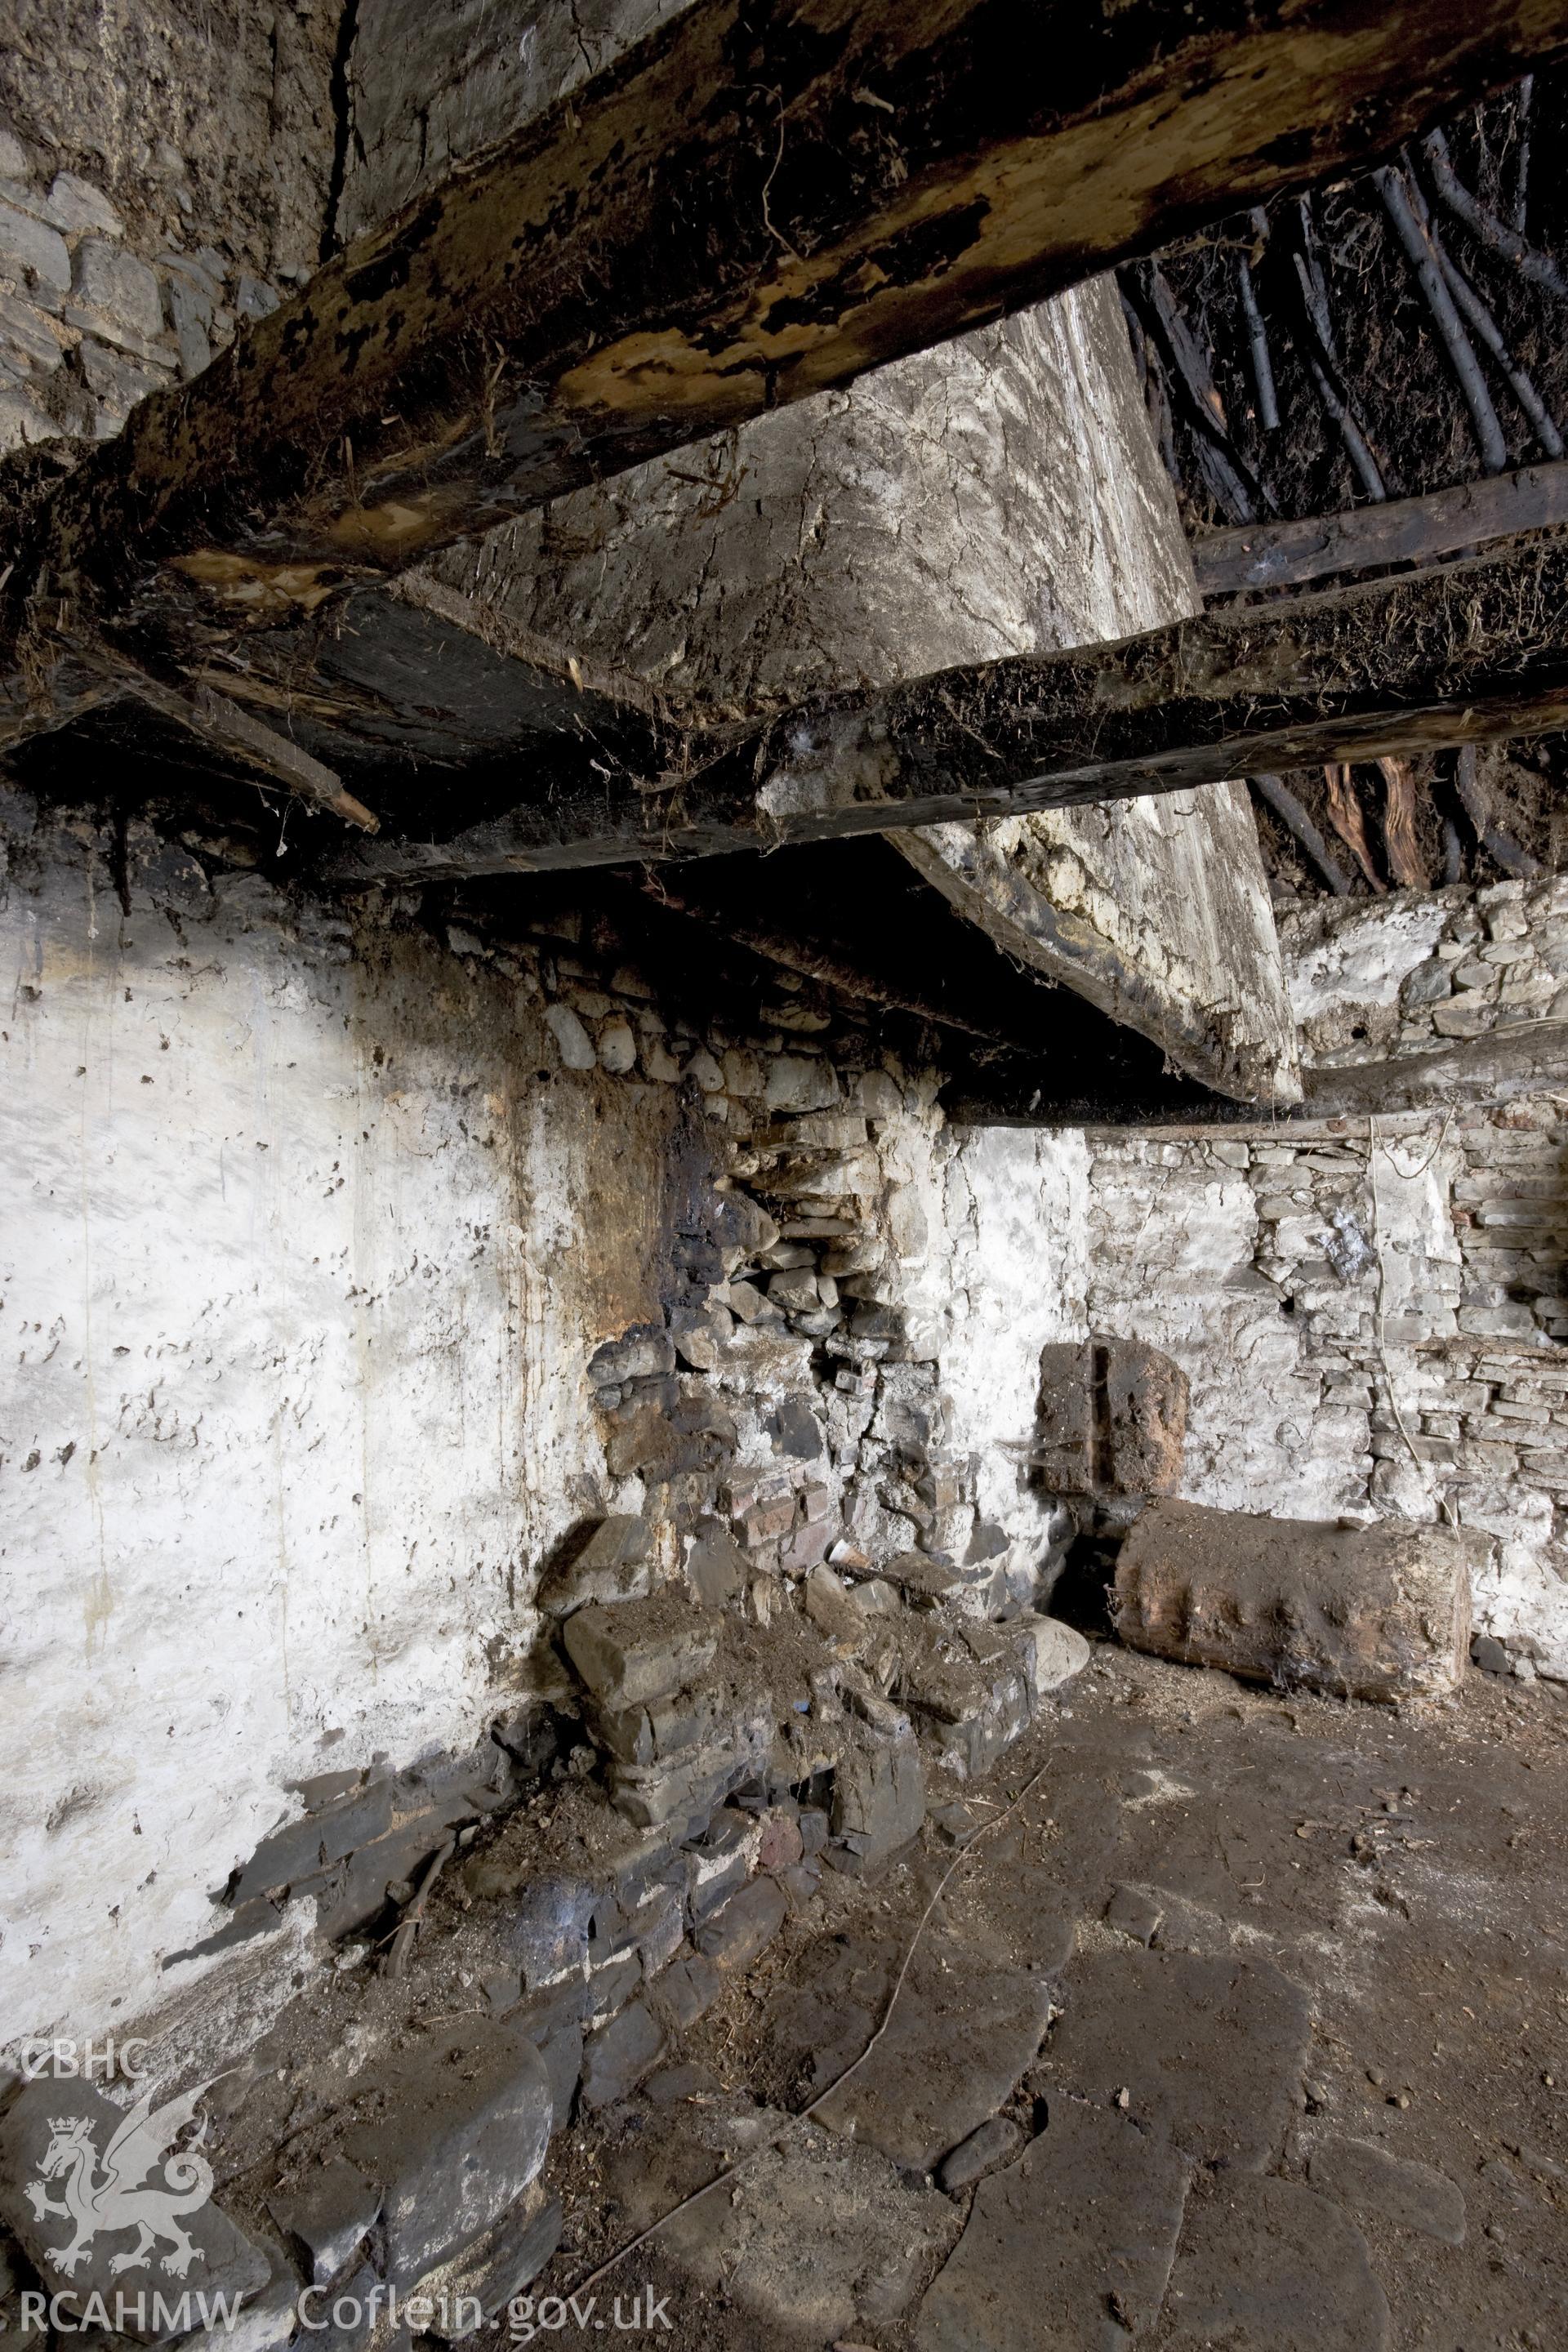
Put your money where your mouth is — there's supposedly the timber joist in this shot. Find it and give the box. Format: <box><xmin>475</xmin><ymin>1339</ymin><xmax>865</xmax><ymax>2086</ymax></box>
<box><xmin>7</xmin><ymin>0</ymin><xmax>1568</xmax><ymax>678</ymax></box>
<box><xmin>320</xmin><ymin>533</ymin><xmax>1568</xmax><ymax>881</ymax></box>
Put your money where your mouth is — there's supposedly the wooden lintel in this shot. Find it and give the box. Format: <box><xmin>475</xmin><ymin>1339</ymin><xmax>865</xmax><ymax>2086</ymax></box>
<box><xmin>319</xmin><ymin>532</ymin><xmax>1568</xmax><ymax>884</ymax></box>
<box><xmin>1194</xmin><ymin>457</ymin><xmax>1568</xmax><ymax>597</ymax></box>
<box><xmin>7</xmin><ymin>0</ymin><xmax>1568</xmax><ymax>670</ymax></box>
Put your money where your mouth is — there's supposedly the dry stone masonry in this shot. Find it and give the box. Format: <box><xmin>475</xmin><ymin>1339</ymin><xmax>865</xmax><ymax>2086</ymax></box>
<box><xmin>1284</xmin><ymin>877</ymin><xmax>1568</xmax><ymax>1066</ymax></box>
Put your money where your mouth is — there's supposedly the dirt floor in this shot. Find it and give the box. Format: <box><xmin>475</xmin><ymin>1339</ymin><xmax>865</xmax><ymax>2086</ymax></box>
<box><xmin>534</xmin><ymin>1643</ymin><xmax>1568</xmax><ymax>2350</ymax></box>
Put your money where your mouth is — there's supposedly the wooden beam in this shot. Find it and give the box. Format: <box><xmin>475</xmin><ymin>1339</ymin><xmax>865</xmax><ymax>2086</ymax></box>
<box><xmin>1193</xmin><ymin>457</ymin><xmax>1568</xmax><ymax>595</ymax></box>
<box><xmin>1302</xmin><ymin>1018</ymin><xmax>1568</xmax><ymax>1113</ymax></box>
<box><xmin>124</xmin><ymin>679</ymin><xmax>381</xmax><ymax>833</ymax></box>
<box><xmin>7</xmin><ymin>0</ymin><xmax>1568</xmax><ymax>668</ymax></box>
<box><xmin>319</xmin><ymin>532</ymin><xmax>1568</xmax><ymax>884</ymax></box>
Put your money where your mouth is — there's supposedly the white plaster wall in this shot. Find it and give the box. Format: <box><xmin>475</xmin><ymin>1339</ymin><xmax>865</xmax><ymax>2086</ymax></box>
<box><xmin>934</xmin><ymin>1128</ymin><xmax>1091</xmax><ymax>1535</ymax></box>
<box><xmin>0</xmin><ymin>816</ymin><xmax>617</xmax><ymax>2049</ymax></box>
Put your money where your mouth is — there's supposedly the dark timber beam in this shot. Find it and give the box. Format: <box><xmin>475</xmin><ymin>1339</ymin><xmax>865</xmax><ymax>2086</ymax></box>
<box><xmin>1194</xmin><ymin>457</ymin><xmax>1568</xmax><ymax>596</ymax></box>
<box><xmin>7</xmin><ymin>0</ymin><xmax>1568</xmax><ymax>670</ymax></box>
<box><xmin>320</xmin><ymin>533</ymin><xmax>1568</xmax><ymax>884</ymax></box>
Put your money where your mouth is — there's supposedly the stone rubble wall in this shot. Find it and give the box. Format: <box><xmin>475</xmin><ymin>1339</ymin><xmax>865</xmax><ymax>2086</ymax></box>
<box><xmin>1282</xmin><ymin>877</ymin><xmax>1568</xmax><ymax>1067</ymax></box>
<box><xmin>1083</xmin><ymin>1104</ymin><xmax>1568</xmax><ymax>1676</ymax></box>
<box><xmin>1056</xmin><ymin>879</ymin><xmax>1568</xmax><ymax>1682</ymax></box>
<box><xmin>0</xmin><ymin>0</ymin><xmax>337</xmax><ymax>453</ymax></box>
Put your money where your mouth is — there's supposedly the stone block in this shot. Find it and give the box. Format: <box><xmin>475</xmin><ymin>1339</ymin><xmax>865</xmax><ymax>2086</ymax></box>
<box><xmin>648</xmin><ymin>1945</ymin><xmax>724</xmax><ymax>2031</ymax></box>
<box><xmin>1303</xmin><ymin>2130</ymin><xmax>1466</xmax><ymax>2245</ymax></box>
<box><xmin>780</xmin><ymin>1516</ymin><xmax>834</xmax><ymax>1574</ymax></box>
<box><xmin>1115</xmin><ymin>1497</ymin><xmax>1483</xmax><ymax>1701</ymax></box>
<box><xmin>533</xmin><ymin>2020</ymin><xmax>584</xmax><ymax>2126</ymax></box>
<box><xmin>499</xmin><ymin>1873</ymin><xmax>599</xmax><ymax>1989</ymax></box>
<box><xmin>543</xmin><ymin>1001</ymin><xmax>595</xmax><ymax>1067</ymax></box>
<box><xmin>1105</xmin><ymin>1338</ymin><xmax>1189</xmax><ymax>1493</ymax></box>
<box><xmin>1045</xmin><ymin>1948</ymin><xmax>1309</xmax><ymax>2170</ymax></box>
<box><xmin>610</xmin><ymin>1746</ymin><xmax>741</xmax><ymax>1829</ymax></box>
<box><xmin>0</xmin><ymin>2076</ymin><xmax>270</xmax><ymax>2337</ymax></box>
<box><xmin>873</xmin><ymin>1550</ymin><xmax>964</xmax><ymax>1606</ymax></box>
<box><xmin>588</xmin><ymin>1323</ymin><xmax>675</xmax><ymax>1388</ymax></box>
<box><xmin>756</xmin><ymin>1806</ymin><xmax>804</xmax><ymax>1871</ymax></box>
<box><xmin>670</xmin><ymin>1303</ymin><xmax>730</xmax><ymax>1371</ymax></box>
<box><xmin>408</xmin><ymin>2182</ymin><xmax>562</xmax><ymax>2334</ymax></box>
<box><xmin>563</xmin><ymin>1592</ymin><xmax>716</xmax><ymax>1709</ymax></box>
<box><xmin>1162</xmin><ymin>2176</ymin><xmax>1388</xmax><ymax>2351</ymax></box>
<box><xmin>596</xmin><ymin>1016</ymin><xmax>635</xmax><ymax>1072</ymax></box>
<box><xmin>693</xmin><ymin>1876</ymin><xmax>786</xmax><ymax>1974</ymax></box>
<box><xmin>1106</xmin><ymin>1882</ymin><xmax>1165</xmax><ymax>1946</ymax></box>
<box><xmin>684</xmin><ymin>1516</ymin><xmax>748</xmax><ymax>1607</ymax></box>
<box><xmin>1016</xmin><ymin>1615</ymin><xmax>1090</xmax><ymax>1695</ymax></box>
<box><xmin>78</xmin><ymin>336</ymin><xmax>167</xmax><ymax>423</ymax></box>
<box><xmin>269</xmin><ymin>2155</ymin><xmax>381</xmax><ymax>2283</ymax></box>
<box><xmin>739</xmin><ymin>1493</ymin><xmax>795</xmax><ymax>1545</ymax></box>
<box><xmin>1033</xmin><ymin>1334</ymin><xmax>1187</xmax><ymax>1497</ymax></box>
<box><xmin>0</xmin><ymin>199</ymin><xmax>69</xmax><ymax>292</ymax></box>
<box><xmin>831</xmin><ymin>1725</ymin><xmax>924</xmax><ymax>1866</ymax></box>
<box><xmin>231</xmin><ymin>1776</ymin><xmax>394</xmax><ymax>1903</ymax></box>
<box><xmin>688</xmin><ymin>1811</ymin><xmax>760</xmax><ymax>1916</ymax></box>
<box><xmin>342</xmin><ymin>2020</ymin><xmax>552</xmax><ymax>2286</ymax></box>
<box><xmin>0</xmin><ymin>290</ymin><xmax>65</xmax><ymax>372</ymax></box>
<box><xmin>215</xmin><ymin>2235</ymin><xmax>299</xmax><ymax>2352</ymax></box>
<box><xmin>765</xmin><ymin>1055</ymin><xmax>840</xmax><ymax>1111</ymax></box>
<box><xmin>775</xmin><ymin>1917</ymin><xmax>1050</xmax><ymax>2175</ymax></box>
<box><xmin>583</xmin><ymin>1949</ymin><xmax>641</xmax><ymax>2023</ymax></box>
<box><xmin>936</xmin><ymin>2117</ymin><xmax>1026</xmax><ymax>2193</ymax></box>
<box><xmin>803</xmin><ymin>1563</ymin><xmax>868</xmax><ymax>1652</ymax></box>
<box><xmin>768</xmin><ymin>1268</ymin><xmax>820</xmax><ymax>1312</ymax></box>
<box><xmin>539</xmin><ymin>1514</ymin><xmax>654</xmax><ymax>1614</ymax></box>
<box><xmin>73</xmin><ymin>238</ymin><xmax>163</xmax><ymax>343</ymax></box>
<box><xmin>44</xmin><ymin>174</ymin><xmax>121</xmax><ymax>235</ymax></box>
<box><xmin>580</xmin><ymin>1999</ymin><xmax>666</xmax><ymax>2109</ymax></box>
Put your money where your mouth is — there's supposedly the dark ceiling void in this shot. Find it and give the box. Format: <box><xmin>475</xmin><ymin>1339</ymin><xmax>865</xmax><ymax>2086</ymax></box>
<box><xmin>454</xmin><ymin>836</ymin><xmax>1236</xmax><ymax>1128</ymax></box>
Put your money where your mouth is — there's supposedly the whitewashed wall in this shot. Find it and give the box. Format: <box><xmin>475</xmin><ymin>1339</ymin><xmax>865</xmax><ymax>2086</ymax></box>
<box><xmin>0</xmin><ymin>808</ymin><xmax>680</xmax><ymax>2051</ymax></box>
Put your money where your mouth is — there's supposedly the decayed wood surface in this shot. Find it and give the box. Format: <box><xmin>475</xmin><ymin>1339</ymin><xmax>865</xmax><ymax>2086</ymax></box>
<box><xmin>7</xmin><ymin>0</ymin><xmax>1568</xmax><ymax>674</ymax></box>
<box><xmin>1302</xmin><ymin>1017</ymin><xmax>1568</xmax><ymax>1112</ymax></box>
<box><xmin>1114</xmin><ymin>1497</ymin><xmax>1481</xmax><ymax>1700</ymax></box>
<box><xmin>1193</xmin><ymin>457</ymin><xmax>1568</xmax><ymax>595</ymax></box>
<box><xmin>321</xmin><ymin>532</ymin><xmax>1568</xmax><ymax>882</ymax></box>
